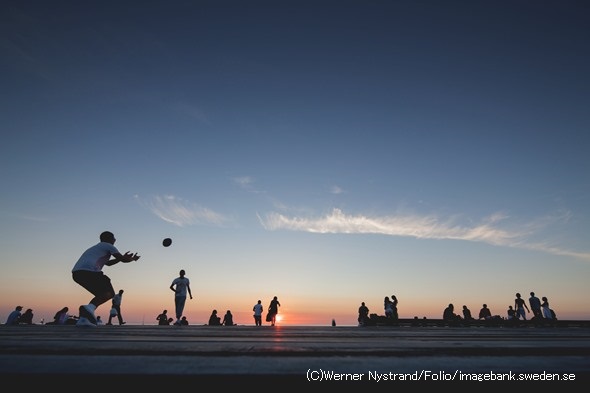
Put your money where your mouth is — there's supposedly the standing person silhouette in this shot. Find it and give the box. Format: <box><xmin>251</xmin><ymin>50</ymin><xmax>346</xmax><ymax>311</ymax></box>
<box><xmin>390</xmin><ymin>295</ymin><xmax>399</xmax><ymax>320</ymax></box>
<box><xmin>169</xmin><ymin>269</ymin><xmax>193</xmax><ymax>326</ymax></box>
<box><xmin>71</xmin><ymin>231</ymin><xmax>140</xmax><ymax>327</ymax></box>
<box><xmin>107</xmin><ymin>289</ymin><xmax>125</xmax><ymax>325</ymax></box>
<box><xmin>268</xmin><ymin>296</ymin><xmax>281</xmax><ymax>326</ymax></box>
<box><xmin>383</xmin><ymin>296</ymin><xmax>393</xmax><ymax>318</ymax></box>
<box><xmin>253</xmin><ymin>300</ymin><xmax>263</xmax><ymax>326</ymax></box>
<box><xmin>528</xmin><ymin>292</ymin><xmax>542</xmax><ymax>319</ymax></box>
<box><xmin>514</xmin><ymin>293</ymin><xmax>530</xmax><ymax>320</ymax></box>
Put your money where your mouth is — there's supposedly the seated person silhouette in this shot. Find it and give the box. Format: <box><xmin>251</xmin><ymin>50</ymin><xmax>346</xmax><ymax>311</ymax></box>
<box><xmin>222</xmin><ymin>310</ymin><xmax>235</xmax><ymax>326</ymax></box>
<box><xmin>208</xmin><ymin>309</ymin><xmax>221</xmax><ymax>326</ymax></box>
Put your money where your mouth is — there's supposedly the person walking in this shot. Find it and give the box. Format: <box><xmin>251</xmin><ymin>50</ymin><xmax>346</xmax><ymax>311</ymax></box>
<box><xmin>529</xmin><ymin>292</ymin><xmax>542</xmax><ymax>319</ymax></box>
<box><xmin>169</xmin><ymin>269</ymin><xmax>193</xmax><ymax>326</ymax></box>
<box><xmin>268</xmin><ymin>296</ymin><xmax>281</xmax><ymax>326</ymax></box>
<box><xmin>514</xmin><ymin>293</ymin><xmax>530</xmax><ymax>320</ymax></box>
<box><xmin>253</xmin><ymin>300</ymin><xmax>263</xmax><ymax>326</ymax></box>
<box><xmin>107</xmin><ymin>289</ymin><xmax>125</xmax><ymax>325</ymax></box>
<box><xmin>71</xmin><ymin>231</ymin><xmax>140</xmax><ymax>327</ymax></box>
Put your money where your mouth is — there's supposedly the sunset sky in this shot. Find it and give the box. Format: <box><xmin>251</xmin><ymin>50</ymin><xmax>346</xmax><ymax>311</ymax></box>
<box><xmin>1</xmin><ymin>1</ymin><xmax>589</xmax><ymax>326</ymax></box>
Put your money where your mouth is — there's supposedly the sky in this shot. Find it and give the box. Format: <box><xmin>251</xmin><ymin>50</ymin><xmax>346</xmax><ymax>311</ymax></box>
<box><xmin>1</xmin><ymin>1</ymin><xmax>589</xmax><ymax>326</ymax></box>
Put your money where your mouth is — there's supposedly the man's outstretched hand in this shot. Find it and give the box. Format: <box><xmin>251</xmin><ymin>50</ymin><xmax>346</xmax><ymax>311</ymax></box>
<box><xmin>123</xmin><ymin>252</ymin><xmax>141</xmax><ymax>262</ymax></box>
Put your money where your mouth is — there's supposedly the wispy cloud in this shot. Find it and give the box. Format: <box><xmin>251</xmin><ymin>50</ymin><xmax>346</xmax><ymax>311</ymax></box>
<box><xmin>233</xmin><ymin>176</ymin><xmax>253</xmax><ymax>189</ymax></box>
<box><xmin>330</xmin><ymin>185</ymin><xmax>344</xmax><ymax>195</ymax></box>
<box><xmin>258</xmin><ymin>208</ymin><xmax>590</xmax><ymax>261</ymax></box>
<box><xmin>232</xmin><ymin>176</ymin><xmax>265</xmax><ymax>194</ymax></box>
<box><xmin>135</xmin><ymin>195</ymin><xmax>229</xmax><ymax>227</ymax></box>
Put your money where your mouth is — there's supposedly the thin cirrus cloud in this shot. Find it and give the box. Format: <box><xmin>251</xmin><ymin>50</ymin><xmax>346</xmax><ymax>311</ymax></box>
<box><xmin>233</xmin><ymin>176</ymin><xmax>253</xmax><ymax>189</ymax></box>
<box><xmin>135</xmin><ymin>192</ymin><xmax>590</xmax><ymax>262</ymax></box>
<box><xmin>330</xmin><ymin>185</ymin><xmax>344</xmax><ymax>195</ymax></box>
<box><xmin>232</xmin><ymin>176</ymin><xmax>266</xmax><ymax>194</ymax></box>
<box><xmin>135</xmin><ymin>195</ymin><xmax>229</xmax><ymax>227</ymax></box>
<box><xmin>258</xmin><ymin>208</ymin><xmax>590</xmax><ymax>262</ymax></box>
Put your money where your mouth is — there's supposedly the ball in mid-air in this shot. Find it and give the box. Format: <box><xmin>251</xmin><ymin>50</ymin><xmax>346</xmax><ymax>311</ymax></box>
<box><xmin>162</xmin><ymin>238</ymin><xmax>172</xmax><ymax>247</ymax></box>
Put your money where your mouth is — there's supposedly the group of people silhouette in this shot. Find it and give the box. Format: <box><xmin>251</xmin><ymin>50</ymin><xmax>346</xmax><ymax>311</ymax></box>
<box><xmin>357</xmin><ymin>294</ymin><xmax>399</xmax><ymax>326</ymax></box>
<box><xmin>205</xmin><ymin>296</ymin><xmax>281</xmax><ymax>326</ymax></box>
<box><xmin>4</xmin><ymin>306</ymin><xmax>31</xmax><ymax>325</ymax></box>
<box><xmin>156</xmin><ymin>310</ymin><xmax>174</xmax><ymax>325</ymax></box>
<box><xmin>2</xmin><ymin>232</ymin><xmax>559</xmax><ymax>328</ymax></box>
<box><xmin>207</xmin><ymin>309</ymin><xmax>234</xmax><ymax>326</ymax></box>
<box><xmin>442</xmin><ymin>291</ymin><xmax>556</xmax><ymax>326</ymax></box>
<box><xmin>384</xmin><ymin>295</ymin><xmax>398</xmax><ymax>320</ymax></box>
<box><xmin>4</xmin><ymin>293</ymin><xmax>283</xmax><ymax>327</ymax></box>
<box><xmin>1</xmin><ymin>232</ymin><xmax>287</xmax><ymax>328</ymax></box>
<box><xmin>358</xmin><ymin>291</ymin><xmax>557</xmax><ymax>327</ymax></box>
<box><xmin>4</xmin><ymin>305</ymin><xmax>76</xmax><ymax>326</ymax></box>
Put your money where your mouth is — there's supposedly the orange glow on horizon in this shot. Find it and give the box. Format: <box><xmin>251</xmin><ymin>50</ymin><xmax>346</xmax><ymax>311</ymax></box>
<box><xmin>3</xmin><ymin>291</ymin><xmax>589</xmax><ymax>327</ymax></box>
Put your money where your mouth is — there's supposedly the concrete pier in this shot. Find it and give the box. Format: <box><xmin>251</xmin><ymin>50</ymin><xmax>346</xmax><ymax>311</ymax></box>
<box><xmin>1</xmin><ymin>324</ymin><xmax>589</xmax><ymax>385</ymax></box>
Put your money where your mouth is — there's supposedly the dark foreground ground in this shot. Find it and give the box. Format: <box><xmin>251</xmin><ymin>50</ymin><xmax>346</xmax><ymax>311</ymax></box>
<box><xmin>1</xmin><ymin>324</ymin><xmax>590</xmax><ymax>386</ymax></box>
